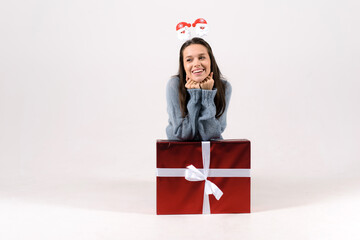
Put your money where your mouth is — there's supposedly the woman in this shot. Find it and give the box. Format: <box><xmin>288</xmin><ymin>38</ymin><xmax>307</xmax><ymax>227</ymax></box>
<box><xmin>166</xmin><ymin>37</ymin><xmax>232</xmax><ymax>141</ymax></box>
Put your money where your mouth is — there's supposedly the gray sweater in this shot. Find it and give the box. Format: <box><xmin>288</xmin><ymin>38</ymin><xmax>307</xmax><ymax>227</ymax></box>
<box><xmin>166</xmin><ymin>77</ymin><xmax>232</xmax><ymax>141</ymax></box>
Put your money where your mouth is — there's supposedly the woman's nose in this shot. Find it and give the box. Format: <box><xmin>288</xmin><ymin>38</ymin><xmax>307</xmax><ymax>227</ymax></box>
<box><xmin>193</xmin><ymin>59</ymin><xmax>201</xmax><ymax>66</ymax></box>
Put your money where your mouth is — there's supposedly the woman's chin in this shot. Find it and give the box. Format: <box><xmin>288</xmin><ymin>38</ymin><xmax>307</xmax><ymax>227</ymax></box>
<box><xmin>192</xmin><ymin>77</ymin><xmax>205</xmax><ymax>83</ymax></box>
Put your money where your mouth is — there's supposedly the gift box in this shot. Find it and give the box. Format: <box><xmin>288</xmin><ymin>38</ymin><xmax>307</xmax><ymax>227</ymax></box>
<box><xmin>156</xmin><ymin>139</ymin><xmax>251</xmax><ymax>215</ymax></box>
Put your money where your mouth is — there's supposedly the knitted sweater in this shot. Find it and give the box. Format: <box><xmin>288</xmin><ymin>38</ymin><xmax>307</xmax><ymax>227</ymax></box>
<box><xmin>166</xmin><ymin>76</ymin><xmax>232</xmax><ymax>141</ymax></box>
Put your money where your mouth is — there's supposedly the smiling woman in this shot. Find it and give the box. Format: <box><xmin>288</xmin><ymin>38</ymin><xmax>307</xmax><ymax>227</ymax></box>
<box><xmin>166</xmin><ymin>37</ymin><xmax>232</xmax><ymax>141</ymax></box>
<box><xmin>183</xmin><ymin>44</ymin><xmax>211</xmax><ymax>84</ymax></box>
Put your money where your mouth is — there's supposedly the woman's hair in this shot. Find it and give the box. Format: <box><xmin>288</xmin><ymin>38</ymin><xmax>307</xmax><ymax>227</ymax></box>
<box><xmin>177</xmin><ymin>37</ymin><xmax>226</xmax><ymax>118</ymax></box>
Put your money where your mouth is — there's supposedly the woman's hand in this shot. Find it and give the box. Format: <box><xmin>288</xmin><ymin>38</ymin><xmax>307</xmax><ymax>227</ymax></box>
<box><xmin>185</xmin><ymin>76</ymin><xmax>201</xmax><ymax>89</ymax></box>
<box><xmin>199</xmin><ymin>72</ymin><xmax>214</xmax><ymax>90</ymax></box>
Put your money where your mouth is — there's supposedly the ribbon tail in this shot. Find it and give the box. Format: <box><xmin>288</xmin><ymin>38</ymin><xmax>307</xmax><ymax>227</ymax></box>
<box><xmin>205</xmin><ymin>180</ymin><xmax>223</xmax><ymax>200</ymax></box>
<box><xmin>210</xmin><ymin>182</ymin><xmax>223</xmax><ymax>200</ymax></box>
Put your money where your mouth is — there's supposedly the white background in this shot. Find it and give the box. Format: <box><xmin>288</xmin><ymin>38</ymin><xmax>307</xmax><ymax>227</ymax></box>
<box><xmin>1</xmin><ymin>0</ymin><xmax>360</xmax><ymax>239</ymax></box>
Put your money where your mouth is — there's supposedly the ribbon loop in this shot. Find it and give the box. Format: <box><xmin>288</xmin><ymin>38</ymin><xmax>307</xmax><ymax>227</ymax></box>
<box><xmin>185</xmin><ymin>165</ymin><xmax>206</xmax><ymax>181</ymax></box>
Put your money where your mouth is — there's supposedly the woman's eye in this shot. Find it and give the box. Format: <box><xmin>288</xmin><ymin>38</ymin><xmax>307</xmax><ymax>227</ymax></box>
<box><xmin>199</xmin><ymin>56</ymin><xmax>205</xmax><ymax>60</ymax></box>
<box><xmin>186</xmin><ymin>59</ymin><xmax>192</xmax><ymax>62</ymax></box>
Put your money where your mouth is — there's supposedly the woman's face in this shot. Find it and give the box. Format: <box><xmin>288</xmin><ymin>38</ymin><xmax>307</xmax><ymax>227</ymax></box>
<box><xmin>182</xmin><ymin>44</ymin><xmax>211</xmax><ymax>83</ymax></box>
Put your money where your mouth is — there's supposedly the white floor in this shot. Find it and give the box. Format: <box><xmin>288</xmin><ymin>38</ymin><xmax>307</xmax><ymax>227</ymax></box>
<box><xmin>1</xmin><ymin>174</ymin><xmax>359</xmax><ymax>240</ymax></box>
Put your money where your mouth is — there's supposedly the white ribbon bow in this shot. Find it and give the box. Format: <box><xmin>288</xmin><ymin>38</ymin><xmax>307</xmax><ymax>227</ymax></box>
<box><xmin>185</xmin><ymin>164</ymin><xmax>223</xmax><ymax>200</ymax></box>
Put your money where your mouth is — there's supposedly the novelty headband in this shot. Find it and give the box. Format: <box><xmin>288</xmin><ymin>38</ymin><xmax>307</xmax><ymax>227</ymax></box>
<box><xmin>176</xmin><ymin>18</ymin><xmax>209</xmax><ymax>41</ymax></box>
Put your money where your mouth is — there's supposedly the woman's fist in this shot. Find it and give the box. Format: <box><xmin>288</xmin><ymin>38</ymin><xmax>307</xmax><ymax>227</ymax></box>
<box><xmin>185</xmin><ymin>79</ymin><xmax>201</xmax><ymax>89</ymax></box>
<box><xmin>199</xmin><ymin>72</ymin><xmax>214</xmax><ymax>90</ymax></box>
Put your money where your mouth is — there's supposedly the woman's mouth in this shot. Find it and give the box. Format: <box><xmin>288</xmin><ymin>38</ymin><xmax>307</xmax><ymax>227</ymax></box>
<box><xmin>192</xmin><ymin>69</ymin><xmax>204</xmax><ymax>75</ymax></box>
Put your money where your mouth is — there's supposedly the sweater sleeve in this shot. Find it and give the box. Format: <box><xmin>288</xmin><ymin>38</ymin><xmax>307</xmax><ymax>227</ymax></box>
<box><xmin>198</xmin><ymin>81</ymin><xmax>232</xmax><ymax>140</ymax></box>
<box><xmin>166</xmin><ymin>77</ymin><xmax>202</xmax><ymax>140</ymax></box>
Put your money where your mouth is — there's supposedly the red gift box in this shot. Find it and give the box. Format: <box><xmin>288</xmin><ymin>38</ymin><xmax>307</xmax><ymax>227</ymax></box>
<box><xmin>156</xmin><ymin>139</ymin><xmax>251</xmax><ymax>215</ymax></box>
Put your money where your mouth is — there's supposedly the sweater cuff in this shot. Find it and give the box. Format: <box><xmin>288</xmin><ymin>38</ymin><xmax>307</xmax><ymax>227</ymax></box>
<box><xmin>201</xmin><ymin>88</ymin><xmax>217</xmax><ymax>105</ymax></box>
<box><xmin>187</xmin><ymin>89</ymin><xmax>202</xmax><ymax>102</ymax></box>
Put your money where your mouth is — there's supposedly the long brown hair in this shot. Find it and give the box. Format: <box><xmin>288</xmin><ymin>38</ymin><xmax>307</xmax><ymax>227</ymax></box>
<box><xmin>177</xmin><ymin>37</ymin><xmax>226</xmax><ymax>118</ymax></box>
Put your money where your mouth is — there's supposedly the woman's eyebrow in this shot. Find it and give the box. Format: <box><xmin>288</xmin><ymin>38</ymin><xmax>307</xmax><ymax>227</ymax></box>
<box><xmin>185</xmin><ymin>53</ymin><xmax>206</xmax><ymax>58</ymax></box>
<box><xmin>197</xmin><ymin>53</ymin><xmax>207</xmax><ymax>57</ymax></box>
